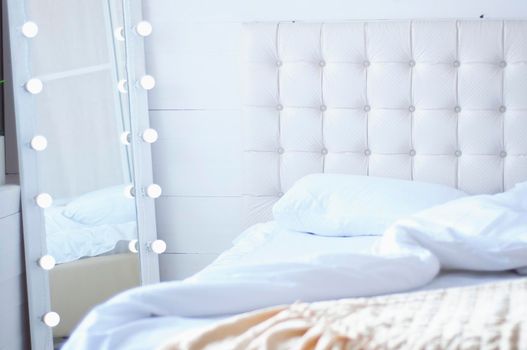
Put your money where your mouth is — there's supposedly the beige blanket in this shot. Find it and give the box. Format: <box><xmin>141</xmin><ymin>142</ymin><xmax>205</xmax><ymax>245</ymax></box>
<box><xmin>160</xmin><ymin>278</ymin><xmax>527</xmax><ymax>350</ymax></box>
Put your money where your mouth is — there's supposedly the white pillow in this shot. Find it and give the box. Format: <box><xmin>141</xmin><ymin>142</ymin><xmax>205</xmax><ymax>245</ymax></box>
<box><xmin>273</xmin><ymin>174</ymin><xmax>466</xmax><ymax>237</ymax></box>
<box><xmin>63</xmin><ymin>185</ymin><xmax>135</xmax><ymax>225</ymax></box>
<box><xmin>382</xmin><ymin>181</ymin><xmax>527</xmax><ymax>271</ymax></box>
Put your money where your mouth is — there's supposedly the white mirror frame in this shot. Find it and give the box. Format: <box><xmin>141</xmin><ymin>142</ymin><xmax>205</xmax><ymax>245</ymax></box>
<box><xmin>5</xmin><ymin>0</ymin><xmax>159</xmax><ymax>348</ymax></box>
<box><xmin>122</xmin><ymin>0</ymin><xmax>161</xmax><ymax>285</ymax></box>
<box><xmin>6</xmin><ymin>0</ymin><xmax>52</xmax><ymax>347</ymax></box>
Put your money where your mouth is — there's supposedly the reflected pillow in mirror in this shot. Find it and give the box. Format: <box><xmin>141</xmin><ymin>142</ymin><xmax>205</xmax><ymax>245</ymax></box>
<box><xmin>273</xmin><ymin>174</ymin><xmax>467</xmax><ymax>237</ymax></box>
<box><xmin>63</xmin><ymin>185</ymin><xmax>135</xmax><ymax>226</ymax></box>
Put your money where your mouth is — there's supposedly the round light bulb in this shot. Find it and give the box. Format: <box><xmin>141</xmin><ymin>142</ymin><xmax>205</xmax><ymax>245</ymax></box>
<box><xmin>128</xmin><ymin>239</ymin><xmax>139</xmax><ymax>253</ymax></box>
<box><xmin>42</xmin><ymin>312</ymin><xmax>60</xmax><ymax>328</ymax></box>
<box><xmin>35</xmin><ymin>193</ymin><xmax>53</xmax><ymax>208</ymax></box>
<box><xmin>25</xmin><ymin>78</ymin><xmax>43</xmax><ymax>94</ymax></box>
<box><xmin>135</xmin><ymin>21</ymin><xmax>153</xmax><ymax>37</ymax></box>
<box><xmin>118</xmin><ymin>79</ymin><xmax>128</xmax><ymax>94</ymax></box>
<box><xmin>22</xmin><ymin>21</ymin><xmax>39</xmax><ymax>38</ymax></box>
<box><xmin>146</xmin><ymin>184</ymin><xmax>162</xmax><ymax>199</ymax></box>
<box><xmin>123</xmin><ymin>185</ymin><xmax>135</xmax><ymax>199</ymax></box>
<box><xmin>38</xmin><ymin>255</ymin><xmax>56</xmax><ymax>270</ymax></box>
<box><xmin>139</xmin><ymin>75</ymin><xmax>156</xmax><ymax>90</ymax></box>
<box><xmin>120</xmin><ymin>131</ymin><xmax>131</xmax><ymax>145</ymax></box>
<box><xmin>150</xmin><ymin>240</ymin><xmax>166</xmax><ymax>254</ymax></box>
<box><xmin>30</xmin><ymin>135</ymin><xmax>48</xmax><ymax>151</ymax></box>
<box><xmin>114</xmin><ymin>27</ymin><xmax>125</xmax><ymax>41</ymax></box>
<box><xmin>142</xmin><ymin>128</ymin><xmax>158</xmax><ymax>143</ymax></box>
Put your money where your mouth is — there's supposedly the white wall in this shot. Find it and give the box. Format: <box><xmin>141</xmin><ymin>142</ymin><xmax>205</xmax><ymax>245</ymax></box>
<box><xmin>143</xmin><ymin>0</ymin><xmax>527</xmax><ymax>280</ymax></box>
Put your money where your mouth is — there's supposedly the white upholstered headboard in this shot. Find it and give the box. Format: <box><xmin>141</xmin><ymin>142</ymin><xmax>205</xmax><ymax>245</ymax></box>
<box><xmin>242</xmin><ymin>20</ymin><xmax>527</xmax><ymax>226</ymax></box>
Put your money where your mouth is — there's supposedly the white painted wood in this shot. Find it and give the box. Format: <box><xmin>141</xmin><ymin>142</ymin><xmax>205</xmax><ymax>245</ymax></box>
<box><xmin>151</xmin><ymin>110</ymin><xmax>243</xmax><ymax>196</ymax></box>
<box><xmin>145</xmin><ymin>0</ymin><xmax>527</xmax><ymax>22</ymax></box>
<box><xmin>159</xmin><ymin>253</ymin><xmax>218</xmax><ymax>281</ymax></box>
<box><xmin>156</xmin><ymin>196</ymin><xmax>242</xmax><ymax>253</ymax></box>
<box><xmin>145</xmin><ymin>21</ymin><xmax>241</xmax><ymax>56</ymax></box>
<box><xmin>5</xmin><ymin>0</ymin><xmax>53</xmax><ymax>345</ymax></box>
<box><xmin>123</xmin><ymin>0</ymin><xmax>161</xmax><ymax>286</ymax></box>
<box><xmin>146</xmin><ymin>52</ymin><xmax>241</xmax><ymax>109</ymax></box>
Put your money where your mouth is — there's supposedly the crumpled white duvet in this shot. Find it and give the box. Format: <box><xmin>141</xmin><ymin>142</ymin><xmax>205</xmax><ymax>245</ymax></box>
<box><xmin>63</xmin><ymin>184</ymin><xmax>527</xmax><ymax>350</ymax></box>
<box><xmin>45</xmin><ymin>205</ymin><xmax>137</xmax><ymax>264</ymax></box>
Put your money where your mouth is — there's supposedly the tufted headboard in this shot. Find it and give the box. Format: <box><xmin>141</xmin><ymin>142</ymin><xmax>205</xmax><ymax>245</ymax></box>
<box><xmin>242</xmin><ymin>20</ymin><xmax>527</xmax><ymax>226</ymax></box>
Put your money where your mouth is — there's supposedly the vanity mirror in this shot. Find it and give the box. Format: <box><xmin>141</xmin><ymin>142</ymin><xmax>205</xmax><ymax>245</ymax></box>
<box><xmin>5</xmin><ymin>0</ymin><xmax>161</xmax><ymax>348</ymax></box>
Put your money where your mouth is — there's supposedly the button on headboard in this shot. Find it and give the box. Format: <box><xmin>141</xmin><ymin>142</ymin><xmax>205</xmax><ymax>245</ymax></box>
<box><xmin>242</xmin><ymin>20</ymin><xmax>527</xmax><ymax>226</ymax></box>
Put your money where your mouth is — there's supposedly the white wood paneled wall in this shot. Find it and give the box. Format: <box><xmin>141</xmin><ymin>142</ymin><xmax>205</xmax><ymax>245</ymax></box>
<box><xmin>143</xmin><ymin>0</ymin><xmax>527</xmax><ymax>280</ymax></box>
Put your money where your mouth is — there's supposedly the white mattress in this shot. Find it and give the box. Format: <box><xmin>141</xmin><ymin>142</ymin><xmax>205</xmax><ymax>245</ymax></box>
<box><xmin>45</xmin><ymin>205</ymin><xmax>136</xmax><ymax>264</ymax></box>
<box><xmin>89</xmin><ymin>224</ymin><xmax>523</xmax><ymax>350</ymax></box>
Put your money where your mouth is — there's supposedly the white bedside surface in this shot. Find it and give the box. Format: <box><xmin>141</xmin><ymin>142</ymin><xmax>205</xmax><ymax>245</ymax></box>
<box><xmin>0</xmin><ymin>183</ymin><xmax>28</xmax><ymax>350</ymax></box>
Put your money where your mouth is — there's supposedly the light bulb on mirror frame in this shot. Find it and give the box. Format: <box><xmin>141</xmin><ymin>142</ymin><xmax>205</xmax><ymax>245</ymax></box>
<box><xmin>135</xmin><ymin>21</ymin><xmax>153</xmax><ymax>37</ymax></box>
<box><xmin>128</xmin><ymin>239</ymin><xmax>139</xmax><ymax>253</ymax></box>
<box><xmin>139</xmin><ymin>75</ymin><xmax>156</xmax><ymax>90</ymax></box>
<box><xmin>123</xmin><ymin>185</ymin><xmax>135</xmax><ymax>199</ymax></box>
<box><xmin>142</xmin><ymin>128</ymin><xmax>158</xmax><ymax>144</ymax></box>
<box><xmin>149</xmin><ymin>240</ymin><xmax>167</xmax><ymax>254</ymax></box>
<box><xmin>25</xmin><ymin>78</ymin><xmax>43</xmax><ymax>94</ymax></box>
<box><xmin>118</xmin><ymin>79</ymin><xmax>128</xmax><ymax>94</ymax></box>
<box><xmin>35</xmin><ymin>193</ymin><xmax>53</xmax><ymax>208</ymax></box>
<box><xmin>114</xmin><ymin>26</ymin><xmax>125</xmax><ymax>41</ymax></box>
<box><xmin>22</xmin><ymin>21</ymin><xmax>39</xmax><ymax>38</ymax></box>
<box><xmin>120</xmin><ymin>131</ymin><xmax>131</xmax><ymax>145</ymax></box>
<box><xmin>30</xmin><ymin>135</ymin><xmax>48</xmax><ymax>151</ymax></box>
<box><xmin>146</xmin><ymin>184</ymin><xmax>162</xmax><ymax>199</ymax></box>
<box><xmin>42</xmin><ymin>311</ymin><xmax>60</xmax><ymax>328</ymax></box>
<box><xmin>38</xmin><ymin>255</ymin><xmax>56</xmax><ymax>270</ymax></box>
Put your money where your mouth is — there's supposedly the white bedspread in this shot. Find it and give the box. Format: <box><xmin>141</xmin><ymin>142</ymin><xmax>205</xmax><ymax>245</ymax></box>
<box><xmin>63</xmin><ymin>230</ymin><xmax>526</xmax><ymax>349</ymax></box>
<box><xmin>63</xmin><ymin>188</ymin><xmax>527</xmax><ymax>350</ymax></box>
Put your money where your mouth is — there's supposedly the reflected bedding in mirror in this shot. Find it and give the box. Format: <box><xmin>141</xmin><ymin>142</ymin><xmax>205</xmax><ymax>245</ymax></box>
<box><xmin>44</xmin><ymin>185</ymin><xmax>137</xmax><ymax>264</ymax></box>
<box><xmin>45</xmin><ymin>187</ymin><xmax>137</xmax><ymax>264</ymax></box>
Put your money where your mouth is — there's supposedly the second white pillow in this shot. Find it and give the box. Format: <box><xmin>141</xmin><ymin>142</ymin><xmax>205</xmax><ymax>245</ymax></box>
<box><xmin>273</xmin><ymin>174</ymin><xmax>467</xmax><ymax>237</ymax></box>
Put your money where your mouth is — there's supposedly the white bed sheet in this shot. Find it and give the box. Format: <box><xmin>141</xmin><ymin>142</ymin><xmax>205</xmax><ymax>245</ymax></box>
<box><xmin>45</xmin><ymin>205</ymin><xmax>136</xmax><ymax>264</ymax></box>
<box><xmin>65</xmin><ymin>223</ymin><xmax>523</xmax><ymax>350</ymax></box>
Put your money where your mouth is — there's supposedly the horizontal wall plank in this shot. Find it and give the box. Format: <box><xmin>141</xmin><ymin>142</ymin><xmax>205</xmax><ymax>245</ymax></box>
<box><xmin>160</xmin><ymin>253</ymin><xmax>217</xmax><ymax>281</ymax></box>
<box><xmin>147</xmin><ymin>52</ymin><xmax>241</xmax><ymax>110</ymax></box>
<box><xmin>156</xmin><ymin>196</ymin><xmax>242</xmax><ymax>254</ymax></box>
<box><xmin>151</xmin><ymin>110</ymin><xmax>243</xmax><ymax>196</ymax></box>
<box><xmin>145</xmin><ymin>22</ymin><xmax>242</xmax><ymax>56</ymax></box>
<box><xmin>144</xmin><ymin>0</ymin><xmax>527</xmax><ymax>22</ymax></box>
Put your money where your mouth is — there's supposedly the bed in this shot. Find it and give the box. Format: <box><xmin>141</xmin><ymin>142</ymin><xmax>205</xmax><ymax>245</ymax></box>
<box><xmin>63</xmin><ymin>20</ymin><xmax>527</xmax><ymax>349</ymax></box>
<box><xmin>62</xmin><ymin>219</ymin><xmax>527</xmax><ymax>349</ymax></box>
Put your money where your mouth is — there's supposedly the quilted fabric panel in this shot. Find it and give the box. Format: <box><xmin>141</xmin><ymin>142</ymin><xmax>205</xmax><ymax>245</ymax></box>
<box><xmin>243</xmin><ymin>21</ymin><xmax>527</xmax><ymax>226</ymax></box>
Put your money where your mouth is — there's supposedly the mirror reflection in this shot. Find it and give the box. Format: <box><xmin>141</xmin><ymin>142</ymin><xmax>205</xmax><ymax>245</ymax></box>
<box><xmin>25</xmin><ymin>0</ymin><xmax>140</xmax><ymax>346</ymax></box>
